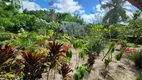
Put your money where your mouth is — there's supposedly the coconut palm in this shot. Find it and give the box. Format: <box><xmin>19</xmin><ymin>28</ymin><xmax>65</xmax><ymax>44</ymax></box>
<box><xmin>101</xmin><ymin>0</ymin><xmax>128</xmax><ymax>25</ymax></box>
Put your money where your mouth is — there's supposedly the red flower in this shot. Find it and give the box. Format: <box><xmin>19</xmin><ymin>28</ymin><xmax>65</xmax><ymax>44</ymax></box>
<box><xmin>123</xmin><ymin>46</ymin><xmax>135</xmax><ymax>53</ymax></box>
<box><xmin>63</xmin><ymin>45</ymin><xmax>68</xmax><ymax>52</ymax></box>
<box><xmin>116</xmin><ymin>42</ymin><xmax>121</xmax><ymax>45</ymax></box>
<box><xmin>123</xmin><ymin>46</ymin><xmax>127</xmax><ymax>50</ymax></box>
<box><xmin>67</xmin><ymin>44</ymin><xmax>71</xmax><ymax>48</ymax></box>
<box><xmin>63</xmin><ymin>44</ymin><xmax>71</xmax><ymax>52</ymax></box>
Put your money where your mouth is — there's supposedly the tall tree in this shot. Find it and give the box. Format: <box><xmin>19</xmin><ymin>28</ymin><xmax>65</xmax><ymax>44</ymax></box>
<box><xmin>101</xmin><ymin>0</ymin><xmax>128</xmax><ymax>25</ymax></box>
<box><xmin>0</xmin><ymin>0</ymin><xmax>21</xmax><ymax>12</ymax></box>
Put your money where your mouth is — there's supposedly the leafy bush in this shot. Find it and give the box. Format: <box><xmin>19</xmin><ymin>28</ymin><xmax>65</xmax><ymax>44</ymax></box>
<box><xmin>0</xmin><ymin>26</ymin><xmax>5</xmax><ymax>32</ymax></box>
<box><xmin>73</xmin><ymin>64</ymin><xmax>88</xmax><ymax>80</ymax></box>
<box><xmin>1</xmin><ymin>32</ymin><xmax>48</xmax><ymax>49</ymax></box>
<box><xmin>104</xmin><ymin>25</ymin><xmax>125</xmax><ymax>40</ymax></box>
<box><xmin>72</xmin><ymin>38</ymin><xmax>84</xmax><ymax>49</ymax></box>
<box><xmin>0</xmin><ymin>32</ymin><xmax>12</xmax><ymax>41</ymax></box>
<box><xmin>137</xmin><ymin>72</ymin><xmax>142</xmax><ymax>80</ymax></box>
<box><xmin>126</xmin><ymin>43</ymin><xmax>136</xmax><ymax>47</ymax></box>
<box><xmin>128</xmin><ymin>49</ymin><xmax>142</xmax><ymax>69</ymax></box>
<box><xmin>86</xmin><ymin>25</ymin><xmax>106</xmax><ymax>55</ymax></box>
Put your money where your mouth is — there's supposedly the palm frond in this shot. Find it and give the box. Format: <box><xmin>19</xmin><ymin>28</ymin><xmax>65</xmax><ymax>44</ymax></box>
<box><xmin>101</xmin><ymin>3</ymin><xmax>114</xmax><ymax>9</ymax></box>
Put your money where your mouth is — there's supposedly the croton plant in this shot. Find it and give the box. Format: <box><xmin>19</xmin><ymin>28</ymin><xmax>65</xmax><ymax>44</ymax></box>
<box><xmin>0</xmin><ymin>44</ymin><xmax>19</xmax><ymax>79</ymax></box>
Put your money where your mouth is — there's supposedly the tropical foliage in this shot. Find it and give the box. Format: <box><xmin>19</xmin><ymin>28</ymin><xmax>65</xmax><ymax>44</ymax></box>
<box><xmin>0</xmin><ymin>0</ymin><xmax>142</xmax><ymax>80</ymax></box>
<box><xmin>128</xmin><ymin>49</ymin><xmax>142</xmax><ymax>69</ymax></box>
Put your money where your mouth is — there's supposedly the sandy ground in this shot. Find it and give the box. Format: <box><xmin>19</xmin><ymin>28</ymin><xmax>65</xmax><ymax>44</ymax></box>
<box><xmin>38</xmin><ymin>49</ymin><xmax>138</xmax><ymax>80</ymax></box>
<box><xmin>87</xmin><ymin>50</ymin><xmax>137</xmax><ymax>80</ymax></box>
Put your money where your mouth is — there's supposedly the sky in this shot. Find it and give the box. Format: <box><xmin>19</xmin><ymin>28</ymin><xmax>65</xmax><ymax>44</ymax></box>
<box><xmin>21</xmin><ymin>0</ymin><xmax>139</xmax><ymax>23</ymax></box>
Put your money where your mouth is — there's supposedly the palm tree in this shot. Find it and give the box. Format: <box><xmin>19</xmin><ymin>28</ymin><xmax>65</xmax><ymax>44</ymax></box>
<box><xmin>101</xmin><ymin>0</ymin><xmax>128</xmax><ymax>25</ymax></box>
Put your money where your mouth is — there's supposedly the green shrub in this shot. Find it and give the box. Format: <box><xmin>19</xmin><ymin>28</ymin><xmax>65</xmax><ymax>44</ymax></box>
<box><xmin>128</xmin><ymin>49</ymin><xmax>142</xmax><ymax>69</ymax></box>
<box><xmin>137</xmin><ymin>72</ymin><xmax>142</xmax><ymax>80</ymax></box>
<box><xmin>126</xmin><ymin>43</ymin><xmax>136</xmax><ymax>47</ymax></box>
<box><xmin>0</xmin><ymin>32</ymin><xmax>11</xmax><ymax>41</ymax></box>
<box><xmin>0</xmin><ymin>26</ymin><xmax>5</xmax><ymax>32</ymax></box>
<box><xmin>73</xmin><ymin>64</ymin><xmax>88</xmax><ymax>80</ymax></box>
<box><xmin>85</xmin><ymin>25</ymin><xmax>106</xmax><ymax>55</ymax></box>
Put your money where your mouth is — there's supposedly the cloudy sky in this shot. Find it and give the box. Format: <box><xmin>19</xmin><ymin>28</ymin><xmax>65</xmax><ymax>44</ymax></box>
<box><xmin>21</xmin><ymin>0</ymin><xmax>139</xmax><ymax>23</ymax></box>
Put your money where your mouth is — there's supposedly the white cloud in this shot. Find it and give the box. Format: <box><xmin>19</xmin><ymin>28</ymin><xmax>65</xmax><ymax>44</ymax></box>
<box><xmin>124</xmin><ymin>1</ymin><xmax>133</xmax><ymax>18</ymax></box>
<box><xmin>79</xmin><ymin>10</ymin><xmax>85</xmax><ymax>14</ymax></box>
<box><xmin>53</xmin><ymin>0</ymin><xmax>84</xmax><ymax>14</ymax></box>
<box><xmin>81</xmin><ymin>13</ymin><xmax>103</xmax><ymax>23</ymax></box>
<box><xmin>96</xmin><ymin>5</ymin><xmax>106</xmax><ymax>13</ymax></box>
<box><xmin>81</xmin><ymin>4</ymin><xmax>105</xmax><ymax>23</ymax></box>
<box><xmin>81</xmin><ymin>14</ymin><xmax>95</xmax><ymax>23</ymax></box>
<box><xmin>125</xmin><ymin>6</ymin><xmax>131</xmax><ymax>10</ymax></box>
<box><xmin>125</xmin><ymin>1</ymin><xmax>132</xmax><ymax>6</ymax></box>
<box><xmin>20</xmin><ymin>1</ymin><xmax>47</xmax><ymax>11</ymax></box>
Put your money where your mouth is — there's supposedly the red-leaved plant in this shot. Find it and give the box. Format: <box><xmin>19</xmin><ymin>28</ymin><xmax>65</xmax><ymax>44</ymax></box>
<box><xmin>46</xmin><ymin>40</ymin><xmax>71</xmax><ymax>80</ymax></box>
<box><xmin>60</xmin><ymin>62</ymin><xmax>72</xmax><ymax>79</ymax></box>
<box><xmin>0</xmin><ymin>44</ymin><xmax>18</xmax><ymax>73</ymax></box>
<box><xmin>17</xmin><ymin>50</ymin><xmax>48</xmax><ymax>80</ymax></box>
<box><xmin>47</xmin><ymin>40</ymin><xmax>71</xmax><ymax>68</ymax></box>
